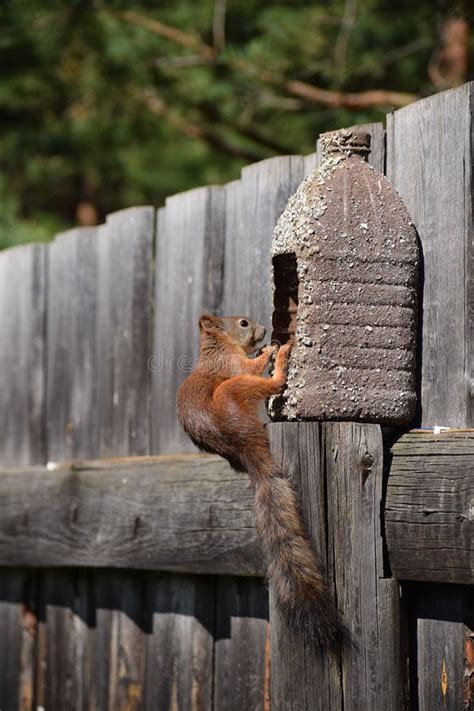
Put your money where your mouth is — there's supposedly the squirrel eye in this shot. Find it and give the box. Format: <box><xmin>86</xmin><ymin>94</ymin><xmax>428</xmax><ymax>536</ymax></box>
<box><xmin>239</xmin><ymin>319</ymin><xmax>249</xmax><ymax>328</ymax></box>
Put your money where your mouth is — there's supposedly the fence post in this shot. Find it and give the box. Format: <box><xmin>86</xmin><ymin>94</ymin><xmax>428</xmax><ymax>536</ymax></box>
<box><xmin>387</xmin><ymin>81</ymin><xmax>474</xmax><ymax>710</ymax></box>
<box><xmin>268</xmin><ymin>422</ymin><xmax>342</xmax><ymax>710</ymax></box>
<box><xmin>269</xmin><ymin>422</ymin><xmax>403</xmax><ymax>711</ymax></box>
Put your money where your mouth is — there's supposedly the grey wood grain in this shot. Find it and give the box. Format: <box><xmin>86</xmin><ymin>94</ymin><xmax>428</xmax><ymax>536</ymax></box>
<box><xmin>144</xmin><ymin>573</ymin><xmax>214</xmax><ymax>711</ymax></box>
<box><xmin>46</xmin><ymin>227</ymin><xmax>98</xmax><ymax>461</ymax></box>
<box><xmin>268</xmin><ymin>421</ymin><xmax>403</xmax><ymax>711</ymax></box>
<box><xmin>96</xmin><ymin>207</ymin><xmax>155</xmax><ymax>457</ymax></box>
<box><xmin>0</xmin><ymin>244</ymin><xmax>46</xmax><ymax>466</ymax></box>
<box><xmin>0</xmin><ymin>455</ymin><xmax>263</xmax><ymax>576</ymax></box>
<box><xmin>94</xmin><ymin>208</ymin><xmax>154</xmax><ymax>711</ymax></box>
<box><xmin>417</xmin><ymin>620</ymin><xmax>465</xmax><ymax>711</ymax></box>
<box><xmin>387</xmin><ymin>83</ymin><xmax>474</xmax><ymax>428</ymax></box>
<box><xmin>404</xmin><ymin>583</ymin><xmax>472</xmax><ymax>711</ymax></box>
<box><xmin>324</xmin><ymin>422</ymin><xmax>404</xmax><ymax>711</ymax></box>
<box><xmin>268</xmin><ymin>422</ymin><xmax>342</xmax><ymax>711</ymax></box>
<box><xmin>94</xmin><ymin>571</ymin><xmax>146</xmax><ymax>711</ymax></box>
<box><xmin>350</xmin><ymin>122</ymin><xmax>385</xmax><ymax>171</ymax></box>
<box><xmin>18</xmin><ymin>578</ymin><xmax>37</xmax><ymax>711</ymax></box>
<box><xmin>303</xmin><ymin>151</ymin><xmax>318</xmax><ymax>175</ymax></box>
<box><xmin>36</xmin><ymin>570</ymin><xmax>93</xmax><ymax>711</ymax></box>
<box><xmin>221</xmin><ymin>156</ymin><xmax>306</xmax><ymax>335</ymax></box>
<box><xmin>385</xmin><ymin>431</ymin><xmax>474</xmax><ymax>583</ymax></box>
<box><xmin>213</xmin><ymin>577</ymin><xmax>270</xmax><ymax>711</ymax></box>
<box><xmin>387</xmin><ymin>84</ymin><xmax>474</xmax><ymax>711</ymax></box>
<box><xmin>0</xmin><ymin>571</ymin><xmax>35</xmax><ymax>711</ymax></box>
<box><xmin>151</xmin><ymin>186</ymin><xmax>225</xmax><ymax>455</ymax></box>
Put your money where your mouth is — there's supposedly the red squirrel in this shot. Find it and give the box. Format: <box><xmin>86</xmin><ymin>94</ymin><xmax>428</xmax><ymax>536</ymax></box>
<box><xmin>177</xmin><ymin>314</ymin><xmax>349</xmax><ymax>648</ymax></box>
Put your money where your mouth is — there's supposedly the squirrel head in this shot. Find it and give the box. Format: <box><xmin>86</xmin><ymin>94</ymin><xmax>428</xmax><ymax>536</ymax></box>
<box><xmin>199</xmin><ymin>314</ymin><xmax>266</xmax><ymax>355</ymax></box>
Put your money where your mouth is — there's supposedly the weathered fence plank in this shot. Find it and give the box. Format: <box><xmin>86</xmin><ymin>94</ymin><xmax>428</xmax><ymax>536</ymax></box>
<box><xmin>0</xmin><ymin>571</ymin><xmax>34</xmax><ymax>711</ymax></box>
<box><xmin>222</xmin><ymin>155</ymin><xmax>308</xmax><ymax>333</ymax></box>
<box><xmin>213</xmin><ymin>577</ymin><xmax>270</xmax><ymax>711</ymax></box>
<box><xmin>37</xmin><ymin>570</ymin><xmax>93</xmax><ymax>711</ymax></box>
<box><xmin>268</xmin><ymin>422</ymin><xmax>342</xmax><ymax>711</ymax></box>
<box><xmin>0</xmin><ymin>234</ymin><xmax>45</xmax><ymax>711</ymax></box>
<box><xmin>387</xmin><ymin>84</ymin><xmax>474</xmax><ymax>711</ymax></box>
<box><xmin>35</xmin><ymin>212</ymin><xmax>155</xmax><ymax>710</ymax></box>
<box><xmin>324</xmin><ymin>422</ymin><xmax>404</xmax><ymax>710</ymax></box>
<box><xmin>18</xmin><ymin>575</ymin><xmax>37</xmax><ymax>711</ymax></box>
<box><xmin>0</xmin><ymin>456</ymin><xmax>263</xmax><ymax>576</ymax></box>
<box><xmin>94</xmin><ymin>571</ymin><xmax>146</xmax><ymax>711</ymax></box>
<box><xmin>144</xmin><ymin>573</ymin><xmax>214</xmax><ymax>710</ymax></box>
<box><xmin>46</xmin><ymin>228</ymin><xmax>98</xmax><ymax>461</ymax></box>
<box><xmin>91</xmin><ymin>209</ymin><xmax>156</xmax><ymax>711</ymax></box>
<box><xmin>404</xmin><ymin>583</ymin><xmax>473</xmax><ymax>711</ymax></box>
<box><xmin>146</xmin><ymin>187</ymin><xmax>229</xmax><ymax>711</ymax></box>
<box><xmin>96</xmin><ymin>207</ymin><xmax>155</xmax><ymax>457</ymax></box>
<box><xmin>151</xmin><ymin>186</ymin><xmax>226</xmax><ymax>455</ymax></box>
<box><xmin>386</xmin><ymin>431</ymin><xmax>474</xmax><ymax>584</ymax></box>
<box><xmin>387</xmin><ymin>83</ymin><xmax>473</xmax><ymax>428</ymax></box>
<box><xmin>0</xmin><ymin>244</ymin><xmax>46</xmax><ymax>467</ymax></box>
<box><xmin>268</xmin><ymin>421</ymin><xmax>404</xmax><ymax>711</ymax></box>
<box><xmin>387</xmin><ymin>82</ymin><xmax>474</xmax><ymax>710</ymax></box>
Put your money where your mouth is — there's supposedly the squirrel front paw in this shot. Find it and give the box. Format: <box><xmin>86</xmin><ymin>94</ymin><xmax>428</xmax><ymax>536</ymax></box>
<box><xmin>276</xmin><ymin>342</ymin><xmax>292</xmax><ymax>364</ymax></box>
<box><xmin>262</xmin><ymin>344</ymin><xmax>278</xmax><ymax>355</ymax></box>
<box><xmin>257</xmin><ymin>344</ymin><xmax>278</xmax><ymax>361</ymax></box>
<box><xmin>274</xmin><ymin>342</ymin><xmax>292</xmax><ymax>381</ymax></box>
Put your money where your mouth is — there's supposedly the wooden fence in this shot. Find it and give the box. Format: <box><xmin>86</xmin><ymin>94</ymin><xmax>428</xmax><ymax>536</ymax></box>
<box><xmin>0</xmin><ymin>82</ymin><xmax>473</xmax><ymax>711</ymax></box>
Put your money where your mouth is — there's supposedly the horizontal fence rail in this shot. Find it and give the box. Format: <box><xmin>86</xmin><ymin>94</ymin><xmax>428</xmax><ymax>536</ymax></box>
<box><xmin>386</xmin><ymin>431</ymin><xmax>474</xmax><ymax>584</ymax></box>
<box><xmin>0</xmin><ymin>431</ymin><xmax>471</xmax><ymax>586</ymax></box>
<box><xmin>0</xmin><ymin>455</ymin><xmax>263</xmax><ymax>576</ymax></box>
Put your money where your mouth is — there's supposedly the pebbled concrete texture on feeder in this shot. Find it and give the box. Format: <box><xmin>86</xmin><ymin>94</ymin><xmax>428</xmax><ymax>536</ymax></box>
<box><xmin>269</xmin><ymin>128</ymin><xmax>419</xmax><ymax>425</ymax></box>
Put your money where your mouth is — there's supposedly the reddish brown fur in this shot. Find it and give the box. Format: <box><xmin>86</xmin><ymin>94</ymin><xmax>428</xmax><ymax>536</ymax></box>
<box><xmin>177</xmin><ymin>314</ymin><xmax>350</xmax><ymax>648</ymax></box>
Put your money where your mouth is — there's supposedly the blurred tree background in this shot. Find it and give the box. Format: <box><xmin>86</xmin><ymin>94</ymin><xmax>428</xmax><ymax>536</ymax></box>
<box><xmin>0</xmin><ymin>0</ymin><xmax>472</xmax><ymax>249</ymax></box>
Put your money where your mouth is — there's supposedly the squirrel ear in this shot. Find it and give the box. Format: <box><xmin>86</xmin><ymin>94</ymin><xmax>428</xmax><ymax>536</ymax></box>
<box><xmin>199</xmin><ymin>314</ymin><xmax>223</xmax><ymax>333</ymax></box>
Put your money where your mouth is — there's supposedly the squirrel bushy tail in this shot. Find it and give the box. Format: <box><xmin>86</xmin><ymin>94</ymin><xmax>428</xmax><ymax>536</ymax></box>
<box><xmin>249</xmin><ymin>457</ymin><xmax>351</xmax><ymax>649</ymax></box>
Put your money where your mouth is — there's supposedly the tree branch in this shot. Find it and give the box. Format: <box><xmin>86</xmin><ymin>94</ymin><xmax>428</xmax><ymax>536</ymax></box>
<box><xmin>334</xmin><ymin>0</ymin><xmax>358</xmax><ymax>83</ymax></box>
<box><xmin>285</xmin><ymin>80</ymin><xmax>418</xmax><ymax>109</ymax></box>
<box><xmin>117</xmin><ymin>10</ymin><xmax>216</xmax><ymax>61</ymax></box>
<box><xmin>134</xmin><ymin>89</ymin><xmax>265</xmax><ymax>162</ymax></box>
<box><xmin>117</xmin><ymin>9</ymin><xmax>419</xmax><ymax>110</ymax></box>
<box><xmin>213</xmin><ymin>0</ymin><xmax>227</xmax><ymax>52</ymax></box>
<box><xmin>154</xmin><ymin>55</ymin><xmax>209</xmax><ymax>68</ymax></box>
<box><xmin>186</xmin><ymin>99</ymin><xmax>289</xmax><ymax>154</ymax></box>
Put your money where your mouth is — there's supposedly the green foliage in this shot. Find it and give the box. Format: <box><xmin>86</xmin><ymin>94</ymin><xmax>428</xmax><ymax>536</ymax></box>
<box><xmin>0</xmin><ymin>176</ymin><xmax>65</xmax><ymax>250</ymax></box>
<box><xmin>0</xmin><ymin>0</ymin><xmax>471</xmax><ymax>247</ymax></box>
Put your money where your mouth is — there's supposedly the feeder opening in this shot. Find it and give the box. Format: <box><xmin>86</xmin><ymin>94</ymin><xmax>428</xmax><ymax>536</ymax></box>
<box><xmin>272</xmin><ymin>253</ymin><xmax>299</xmax><ymax>345</ymax></box>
